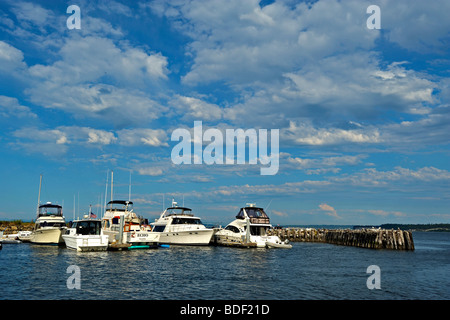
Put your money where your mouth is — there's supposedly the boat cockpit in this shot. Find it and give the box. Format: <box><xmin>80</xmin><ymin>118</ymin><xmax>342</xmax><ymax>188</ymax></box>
<box><xmin>38</xmin><ymin>203</ymin><xmax>63</xmax><ymax>217</ymax></box>
<box><xmin>236</xmin><ymin>206</ymin><xmax>270</xmax><ymax>224</ymax></box>
<box><xmin>106</xmin><ymin>200</ymin><xmax>133</xmax><ymax>212</ymax></box>
<box><xmin>69</xmin><ymin>220</ymin><xmax>102</xmax><ymax>236</ymax></box>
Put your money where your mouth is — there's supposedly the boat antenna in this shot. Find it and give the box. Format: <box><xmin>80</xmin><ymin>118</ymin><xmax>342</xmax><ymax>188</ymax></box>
<box><xmin>111</xmin><ymin>170</ymin><xmax>114</xmax><ymax>203</ymax></box>
<box><xmin>73</xmin><ymin>194</ymin><xmax>75</xmax><ymax>221</ymax></box>
<box><xmin>266</xmin><ymin>199</ymin><xmax>273</xmax><ymax>211</ymax></box>
<box><xmin>103</xmin><ymin>170</ymin><xmax>109</xmax><ymax>218</ymax></box>
<box><xmin>36</xmin><ymin>174</ymin><xmax>42</xmax><ymax>216</ymax></box>
<box><xmin>128</xmin><ymin>170</ymin><xmax>132</xmax><ymax>202</ymax></box>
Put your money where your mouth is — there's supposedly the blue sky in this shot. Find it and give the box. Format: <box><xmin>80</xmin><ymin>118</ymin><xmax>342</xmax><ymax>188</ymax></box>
<box><xmin>0</xmin><ymin>0</ymin><xmax>449</xmax><ymax>226</ymax></box>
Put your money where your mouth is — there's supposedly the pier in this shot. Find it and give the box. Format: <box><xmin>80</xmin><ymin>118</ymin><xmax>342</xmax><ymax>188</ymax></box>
<box><xmin>267</xmin><ymin>228</ymin><xmax>415</xmax><ymax>250</ymax></box>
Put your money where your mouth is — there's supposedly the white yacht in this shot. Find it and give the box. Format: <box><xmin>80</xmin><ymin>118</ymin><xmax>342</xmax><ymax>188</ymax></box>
<box><xmin>102</xmin><ymin>200</ymin><xmax>159</xmax><ymax>248</ymax></box>
<box><xmin>30</xmin><ymin>202</ymin><xmax>66</xmax><ymax>245</ymax></box>
<box><xmin>63</xmin><ymin>215</ymin><xmax>109</xmax><ymax>252</ymax></box>
<box><xmin>151</xmin><ymin>200</ymin><xmax>214</xmax><ymax>245</ymax></box>
<box><xmin>214</xmin><ymin>204</ymin><xmax>292</xmax><ymax>248</ymax></box>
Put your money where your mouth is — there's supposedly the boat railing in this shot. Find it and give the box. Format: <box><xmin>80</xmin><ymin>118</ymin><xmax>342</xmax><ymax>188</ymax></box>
<box><xmin>236</xmin><ymin>216</ymin><xmax>270</xmax><ymax>224</ymax></box>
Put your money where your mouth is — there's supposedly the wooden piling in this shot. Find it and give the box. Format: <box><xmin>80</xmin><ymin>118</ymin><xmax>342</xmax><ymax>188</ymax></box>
<box><xmin>267</xmin><ymin>227</ymin><xmax>414</xmax><ymax>250</ymax></box>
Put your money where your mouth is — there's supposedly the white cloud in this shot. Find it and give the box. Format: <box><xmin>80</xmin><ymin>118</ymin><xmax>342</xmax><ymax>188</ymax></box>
<box><xmin>331</xmin><ymin>166</ymin><xmax>450</xmax><ymax>188</ymax></box>
<box><xmin>0</xmin><ymin>41</ymin><xmax>27</xmax><ymax>72</ymax></box>
<box><xmin>117</xmin><ymin>128</ymin><xmax>169</xmax><ymax>147</ymax></box>
<box><xmin>27</xmin><ymin>84</ymin><xmax>166</xmax><ymax>126</ymax></box>
<box><xmin>0</xmin><ymin>95</ymin><xmax>36</xmax><ymax>119</ymax></box>
<box><xmin>13</xmin><ymin>127</ymin><xmax>69</xmax><ymax>144</ymax></box>
<box><xmin>287</xmin><ymin>154</ymin><xmax>366</xmax><ymax>174</ymax></box>
<box><xmin>10</xmin><ymin>1</ymin><xmax>55</xmax><ymax>29</ymax></box>
<box><xmin>86</xmin><ymin>129</ymin><xmax>117</xmax><ymax>145</ymax></box>
<box><xmin>28</xmin><ymin>36</ymin><xmax>169</xmax><ymax>85</ymax></box>
<box><xmin>12</xmin><ymin>126</ymin><xmax>118</xmax><ymax>146</ymax></box>
<box><xmin>14</xmin><ymin>35</ymin><xmax>171</xmax><ymax>126</ymax></box>
<box><xmin>382</xmin><ymin>0</ymin><xmax>450</xmax><ymax>54</ymax></box>
<box><xmin>271</xmin><ymin>210</ymin><xmax>288</xmax><ymax>217</ymax></box>
<box><xmin>282</xmin><ymin>120</ymin><xmax>381</xmax><ymax>146</ymax></box>
<box><xmin>318</xmin><ymin>203</ymin><xmax>340</xmax><ymax>219</ymax></box>
<box><xmin>137</xmin><ymin>167</ymin><xmax>164</xmax><ymax>176</ymax></box>
<box><xmin>150</xmin><ymin>0</ymin><xmax>378</xmax><ymax>87</ymax></box>
<box><xmin>170</xmin><ymin>95</ymin><xmax>223</xmax><ymax>121</ymax></box>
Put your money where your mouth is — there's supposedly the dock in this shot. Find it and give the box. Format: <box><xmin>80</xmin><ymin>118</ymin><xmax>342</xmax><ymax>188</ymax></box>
<box><xmin>267</xmin><ymin>228</ymin><xmax>415</xmax><ymax>250</ymax></box>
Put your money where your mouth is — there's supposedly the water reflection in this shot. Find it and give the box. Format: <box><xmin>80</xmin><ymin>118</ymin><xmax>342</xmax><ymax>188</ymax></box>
<box><xmin>1</xmin><ymin>233</ymin><xmax>449</xmax><ymax>300</ymax></box>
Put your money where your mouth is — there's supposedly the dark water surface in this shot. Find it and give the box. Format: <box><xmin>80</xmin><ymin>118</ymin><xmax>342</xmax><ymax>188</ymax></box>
<box><xmin>1</xmin><ymin>232</ymin><xmax>449</xmax><ymax>300</ymax></box>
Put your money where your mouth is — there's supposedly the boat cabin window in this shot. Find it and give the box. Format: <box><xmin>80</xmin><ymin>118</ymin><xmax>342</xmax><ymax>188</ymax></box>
<box><xmin>236</xmin><ymin>207</ymin><xmax>270</xmax><ymax>224</ymax></box>
<box><xmin>102</xmin><ymin>220</ymin><xmax>110</xmax><ymax>229</ymax></box>
<box><xmin>250</xmin><ymin>226</ymin><xmax>268</xmax><ymax>236</ymax></box>
<box><xmin>112</xmin><ymin>217</ymin><xmax>120</xmax><ymax>225</ymax></box>
<box><xmin>225</xmin><ymin>225</ymin><xmax>241</xmax><ymax>233</ymax></box>
<box><xmin>172</xmin><ymin>217</ymin><xmax>202</xmax><ymax>225</ymax></box>
<box><xmin>152</xmin><ymin>225</ymin><xmax>166</xmax><ymax>232</ymax></box>
<box><xmin>36</xmin><ymin>221</ymin><xmax>64</xmax><ymax>228</ymax></box>
<box><xmin>76</xmin><ymin>221</ymin><xmax>101</xmax><ymax>235</ymax></box>
<box><xmin>38</xmin><ymin>205</ymin><xmax>62</xmax><ymax>217</ymax></box>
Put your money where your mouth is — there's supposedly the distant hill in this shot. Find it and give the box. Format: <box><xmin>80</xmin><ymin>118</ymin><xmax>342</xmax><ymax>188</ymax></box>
<box><xmin>353</xmin><ymin>223</ymin><xmax>450</xmax><ymax>232</ymax></box>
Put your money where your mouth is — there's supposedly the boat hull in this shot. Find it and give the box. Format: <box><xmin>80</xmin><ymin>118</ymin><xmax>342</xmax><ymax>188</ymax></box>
<box><xmin>30</xmin><ymin>227</ymin><xmax>65</xmax><ymax>245</ymax></box>
<box><xmin>103</xmin><ymin>229</ymin><xmax>160</xmax><ymax>245</ymax></box>
<box><xmin>156</xmin><ymin>229</ymin><xmax>214</xmax><ymax>245</ymax></box>
<box><xmin>214</xmin><ymin>232</ymin><xmax>290</xmax><ymax>249</ymax></box>
<box><xmin>62</xmin><ymin>234</ymin><xmax>109</xmax><ymax>252</ymax></box>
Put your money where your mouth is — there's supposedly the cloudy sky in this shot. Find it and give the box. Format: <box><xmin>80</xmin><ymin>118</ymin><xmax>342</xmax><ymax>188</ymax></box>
<box><xmin>0</xmin><ymin>0</ymin><xmax>449</xmax><ymax>226</ymax></box>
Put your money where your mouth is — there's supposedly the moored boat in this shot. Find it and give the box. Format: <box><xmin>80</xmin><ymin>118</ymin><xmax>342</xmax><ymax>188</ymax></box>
<box><xmin>214</xmin><ymin>204</ymin><xmax>292</xmax><ymax>248</ymax></box>
<box><xmin>151</xmin><ymin>200</ymin><xmax>214</xmax><ymax>246</ymax></box>
<box><xmin>30</xmin><ymin>203</ymin><xmax>66</xmax><ymax>245</ymax></box>
<box><xmin>102</xmin><ymin>200</ymin><xmax>159</xmax><ymax>248</ymax></box>
<box><xmin>63</xmin><ymin>214</ymin><xmax>109</xmax><ymax>252</ymax></box>
<box><xmin>29</xmin><ymin>175</ymin><xmax>66</xmax><ymax>245</ymax></box>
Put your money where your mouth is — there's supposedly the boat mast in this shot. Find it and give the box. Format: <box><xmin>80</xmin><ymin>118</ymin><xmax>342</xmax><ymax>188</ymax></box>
<box><xmin>111</xmin><ymin>170</ymin><xmax>114</xmax><ymax>204</ymax></box>
<box><xmin>36</xmin><ymin>174</ymin><xmax>42</xmax><ymax>217</ymax></box>
<box><xmin>128</xmin><ymin>170</ymin><xmax>131</xmax><ymax>202</ymax></box>
<box><xmin>103</xmin><ymin>170</ymin><xmax>109</xmax><ymax>218</ymax></box>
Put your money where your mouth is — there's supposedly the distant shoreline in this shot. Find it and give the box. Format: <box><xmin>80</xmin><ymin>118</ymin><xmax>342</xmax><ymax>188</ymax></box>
<box><xmin>278</xmin><ymin>223</ymin><xmax>450</xmax><ymax>232</ymax></box>
<box><xmin>352</xmin><ymin>223</ymin><xmax>450</xmax><ymax>232</ymax></box>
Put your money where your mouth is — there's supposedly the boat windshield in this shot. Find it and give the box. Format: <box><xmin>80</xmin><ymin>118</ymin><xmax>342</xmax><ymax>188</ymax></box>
<box><xmin>165</xmin><ymin>207</ymin><xmax>193</xmax><ymax>216</ymax></box>
<box><xmin>172</xmin><ymin>217</ymin><xmax>203</xmax><ymax>225</ymax></box>
<box><xmin>106</xmin><ymin>200</ymin><xmax>133</xmax><ymax>212</ymax></box>
<box><xmin>73</xmin><ymin>220</ymin><xmax>101</xmax><ymax>235</ymax></box>
<box><xmin>236</xmin><ymin>207</ymin><xmax>270</xmax><ymax>224</ymax></box>
<box><xmin>38</xmin><ymin>205</ymin><xmax>62</xmax><ymax>217</ymax></box>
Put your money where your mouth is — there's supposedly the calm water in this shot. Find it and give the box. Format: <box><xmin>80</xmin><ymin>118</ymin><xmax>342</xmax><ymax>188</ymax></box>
<box><xmin>0</xmin><ymin>232</ymin><xmax>449</xmax><ymax>300</ymax></box>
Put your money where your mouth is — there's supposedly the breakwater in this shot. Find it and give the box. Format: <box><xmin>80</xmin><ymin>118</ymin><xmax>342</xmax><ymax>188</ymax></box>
<box><xmin>267</xmin><ymin>228</ymin><xmax>414</xmax><ymax>250</ymax></box>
